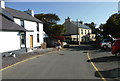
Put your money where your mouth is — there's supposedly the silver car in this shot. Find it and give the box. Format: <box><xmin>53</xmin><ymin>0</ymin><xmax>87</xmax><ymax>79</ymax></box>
<box><xmin>100</xmin><ymin>39</ymin><xmax>112</xmax><ymax>50</ymax></box>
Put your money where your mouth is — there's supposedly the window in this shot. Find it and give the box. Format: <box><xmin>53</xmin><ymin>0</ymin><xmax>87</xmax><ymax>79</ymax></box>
<box><xmin>20</xmin><ymin>20</ymin><xmax>24</xmax><ymax>27</ymax></box>
<box><xmin>85</xmin><ymin>30</ymin><xmax>86</xmax><ymax>34</ymax></box>
<box><xmin>88</xmin><ymin>30</ymin><xmax>90</xmax><ymax>33</ymax></box>
<box><xmin>37</xmin><ymin>34</ymin><xmax>39</xmax><ymax>42</ymax></box>
<box><xmin>104</xmin><ymin>40</ymin><xmax>110</xmax><ymax>42</ymax></box>
<box><xmin>81</xmin><ymin>29</ymin><xmax>83</xmax><ymax>34</ymax></box>
<box><xmin>21</xmin><ymin>34</ymin><xmax>25</xmax><ymax>44</ymax></box>
<box><xmin>37</xmin><ymin>23</ymin><xmax>39</xmax><ymax>31</ymax></box>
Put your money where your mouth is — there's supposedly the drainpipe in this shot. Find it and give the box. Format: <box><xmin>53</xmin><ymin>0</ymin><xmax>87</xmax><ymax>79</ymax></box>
<box><xmin>24</xmin><ymin>31</ymin><xmax>27</xmax><ymax>52</ymax></box>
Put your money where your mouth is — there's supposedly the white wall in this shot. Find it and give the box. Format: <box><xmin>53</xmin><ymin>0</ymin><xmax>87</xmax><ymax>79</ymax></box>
<box><xmin>14</xmin><ymin>18</ymin><xmax>21</xmax><ymax>25</ymax></box>
<box><xmin>0</xmin><ymin>0</ymin><xmax>5</xmax><ymax>9</ymax></box>
<box><xmin>0</xmin><ymin>31</ymin><xmax>21</xmax><ymax>53</ymax></box>
<box><xmin>39</xmin><ymin>23</ymin><xmax>44</xmax><ymax>44</ymax></box>
<box><xmin>24</xmin><ymin>20</ymin><xmax>43</xmax><ymax>48</ymax></box>
<box><xmin>78</xmin><ymin>28</ymin><xmax>92</xmax><ymax>42</ymax></box>
<box><xmin>14</xmin><ymin>18</ymin><xmax>44</xmax><ymax>48</ymax></box>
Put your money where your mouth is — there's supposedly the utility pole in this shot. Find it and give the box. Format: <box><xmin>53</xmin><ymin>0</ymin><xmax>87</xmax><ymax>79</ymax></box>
<box><xmin>76</xmin><ymin>19</ymin><xmax>79</xmax><ymax>45</ymax></box>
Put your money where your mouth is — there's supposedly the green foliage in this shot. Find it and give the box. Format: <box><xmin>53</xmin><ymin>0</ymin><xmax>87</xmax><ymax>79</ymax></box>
<box><xmin>85</xmin><ymin>22</ymin><xmax>96</xmax><ymax>34</ymax></box>
<box><xmin>48</xmin><ymin>24</ymin><xmax>66</xmax><ymax>36</ymax></box>
<box><xmin>103</xmin><ymin>13</ymin><xmax>120</xmax><ymax>38</ymax></box>
<box><xmin>64</xmin><ymin>44</ymin><xmax>70</xmax><ymax>48</ymax></box>
<box><xmin>35</xmin><ymin>13</ymin><xmax>60</xmax><ymax>24</ymax></box>
<box><xmin>35</xmin><ymin>13</ymin><xmax>60</xmax><ymax>35</ymax></box>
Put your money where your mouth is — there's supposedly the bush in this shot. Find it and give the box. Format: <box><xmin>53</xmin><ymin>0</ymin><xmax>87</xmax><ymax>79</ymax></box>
<box><xmin>64</xmin><ymin>44</ymin><xmax>70</xmax><ymax>48</ymax></box>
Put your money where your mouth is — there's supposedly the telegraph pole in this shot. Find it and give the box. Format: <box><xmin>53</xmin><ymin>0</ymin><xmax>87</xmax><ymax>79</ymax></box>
<box><xmin>76</xmin><ymin>19</ymin><xmax>79</xmax><ymax>45</ymax></box>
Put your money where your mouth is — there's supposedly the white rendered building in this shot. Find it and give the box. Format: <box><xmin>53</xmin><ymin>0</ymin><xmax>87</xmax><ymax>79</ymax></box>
<box><xmin>0</xmin><ymin>0</ymin><xmax>44</xmax><ymax>55</ymax></box>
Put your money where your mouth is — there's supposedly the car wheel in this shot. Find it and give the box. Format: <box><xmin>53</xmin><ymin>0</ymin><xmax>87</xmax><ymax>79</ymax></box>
<box><xmin>115</xmin><ymin>52</ymin><xmax>120</xmax><ymax>57</ymax></box>
<box><xmin>102</xmin><ymin>45</ymin><xmax>108</xmax><ymax>50</ymax></box>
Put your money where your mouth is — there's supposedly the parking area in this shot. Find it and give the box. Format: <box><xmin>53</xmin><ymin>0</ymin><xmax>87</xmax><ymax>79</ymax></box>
<box><xmin>89</xmin><ymin>49</ymin><xmax>120</xmax><ymax>79</ymax></box>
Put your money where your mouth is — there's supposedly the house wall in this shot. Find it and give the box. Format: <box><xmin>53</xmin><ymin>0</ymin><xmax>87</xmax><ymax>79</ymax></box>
<box><xmin>0</xmin><ymin>31</ymin><xmax>21</xmax><ymax>53</ymax></box>
<box><xmin>63</xmin><ymin>20</ymin><xmax>77</xmax><ymax>35</ymax></box>
<box><xmin>14</xmin><ymin>18</ymin><xmax>21</xmax><ymax>25</ymax></box>
<box><xmin>24</xmin><ymin>20</ymin><xmax>43</xmax><ymax>48</ymax></box>
<box><xmin>78</xmin><ymin>28</ymin><xmax>92</xmax><ymax>42</ymax></box>
<box><xmin>0</xmin><ymin>0</ymin><xmax>5</xmax><ymax>8</ymax></box>
<box><xmin>14</xmin><ymin>18</ymin><xmax>44</xmax><ymax>49</ymax></box>
<box><xmin>64</xmin><ymin>18</ymin><xmax>94</xmax><ymax>42</ymax></box>
<box><xmin>89</xmin><ymin>34</ymin><xmax>96</xmax><ymax>41</ymax></box>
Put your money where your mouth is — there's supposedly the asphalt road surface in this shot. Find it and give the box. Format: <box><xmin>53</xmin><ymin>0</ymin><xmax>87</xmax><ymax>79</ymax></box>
<box><xmin>2</xmin><ymin>45</ymin><xmax>103</xmax><ymax>80</ymax></box>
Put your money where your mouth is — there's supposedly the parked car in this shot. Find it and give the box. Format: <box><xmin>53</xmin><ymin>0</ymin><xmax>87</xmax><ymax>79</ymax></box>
<box><xmin>112</xmin><ymin>39</ymin><xmax>120</xmax><ymax>56</ymax></box>
<box><xmin>100</xmin><ymin>39</ymin><xmax>113</xmax><ymax>50</ymax></box>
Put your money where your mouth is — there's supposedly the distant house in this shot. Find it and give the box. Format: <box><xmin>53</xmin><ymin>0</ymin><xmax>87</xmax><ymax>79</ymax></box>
<box><xmin>63</xmin><ymin>17</ymin><xmax>96</xmax><ymax>43</ymax></box>
<box><xmin>0</xmin><ymin>0</ymin><xmax>44</xmax><ymax>55</ymax></box>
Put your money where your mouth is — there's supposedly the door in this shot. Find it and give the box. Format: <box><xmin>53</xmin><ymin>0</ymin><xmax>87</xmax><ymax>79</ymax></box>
<box><xmin>30</xmin><ymin>35</ymin><xmax>33</xmax><ymax>48</ymax></box>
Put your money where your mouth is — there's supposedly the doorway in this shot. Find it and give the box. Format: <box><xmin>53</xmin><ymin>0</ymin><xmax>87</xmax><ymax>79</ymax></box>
<box><xmin>30</xmin><ymin>35</ymin><xmax>33</xmax><ymax>48</ymax></box>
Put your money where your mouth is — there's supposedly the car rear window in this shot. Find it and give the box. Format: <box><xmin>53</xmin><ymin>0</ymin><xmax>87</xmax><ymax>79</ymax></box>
<box><xmin>104</xmin><ymin>40</ymin><xmax>111</xmax><ymax>42</ymax></box>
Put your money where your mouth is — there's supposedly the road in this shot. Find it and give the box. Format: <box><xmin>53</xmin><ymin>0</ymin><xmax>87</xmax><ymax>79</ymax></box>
<box><xmin>2</xmin><ymin>45</ymin><xmax>103</xmax><ymax>80</ymax></box>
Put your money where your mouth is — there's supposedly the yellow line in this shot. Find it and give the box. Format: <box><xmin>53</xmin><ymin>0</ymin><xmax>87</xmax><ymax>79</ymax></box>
<box><xmin>87</xmin><ymin>53</ymin><xmax>107</xmax><ymax>81</ymax></box>
<box><xmin>0</xmin><ymin>51</ymin><xmax>57</xmax><ymax>72</ymax></box>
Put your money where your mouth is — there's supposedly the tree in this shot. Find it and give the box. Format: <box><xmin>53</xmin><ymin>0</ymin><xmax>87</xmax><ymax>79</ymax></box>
<box><xmin>35</xmin><ymin>13</ymin><xmax>60</xmax><ymax>24</ymax></box>
<box><xmin>84</xmin><ymin>22</ymin><xmax>96</xmax><ymax>34</ymax></box>
<box><xmin>35</xmin><ymin>13</ymin><xmax>60</xmax><ymax>35</ymax></box>
<box><xmin>99</xmin><ymin>24</ymin><xmax>104</xmax><ymax>30</ymax></box>
<box><xmin>103</xmin><ymin>13</ymin><xmax>120</xmax><ymax>38</ymax></box>
<box><xmin>48</xmin><ymin>24</ymin><xmax>66</xmax><ymax>36</ymax></box>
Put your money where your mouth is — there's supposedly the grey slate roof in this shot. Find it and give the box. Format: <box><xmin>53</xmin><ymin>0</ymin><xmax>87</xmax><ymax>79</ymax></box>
<box><xmin>5</xmin><ymin>7</ymin><xmax>42</xmax><ymax>23</ymax></box>
<box><xmin>0</xmin><ymin>15</ymin><xmax>26</xmax><ymax>31</ymax></box>
<box><xmin>71</xmin><ymin>21</ymin><xmax>90</xmax><ymax>29</ymax></box>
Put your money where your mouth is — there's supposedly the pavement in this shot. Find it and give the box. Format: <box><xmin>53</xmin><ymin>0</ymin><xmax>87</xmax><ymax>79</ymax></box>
<box><xmin>2</xmin><ymin>48</ymin><xmax>56</xmax><ymax>69</ymax></box>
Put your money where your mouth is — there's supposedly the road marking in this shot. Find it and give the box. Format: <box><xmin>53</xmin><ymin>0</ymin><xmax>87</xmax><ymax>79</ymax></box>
<box><xmin>87</xmin><ymin>52</ymin><xmax>107</xmax><ymax>81</ymax></box>
<box><xmin>0</xmin><ymin>51</ymin><xmax>57</xmax><ymax>72</ymax></box>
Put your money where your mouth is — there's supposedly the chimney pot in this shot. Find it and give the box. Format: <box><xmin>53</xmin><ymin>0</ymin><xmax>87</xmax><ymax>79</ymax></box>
<box><xmin>0</xmin><ymin>0</ymin><xmax>5</xmax><ymax>9</ymax></box>
<box><xmin>24</xmin><ymin>9</ymin><xmax>34</xmax><ymax>17</ymax></box>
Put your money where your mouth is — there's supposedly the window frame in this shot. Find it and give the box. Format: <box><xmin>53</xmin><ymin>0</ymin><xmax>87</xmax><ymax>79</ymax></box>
<box><xmin>20</xmin><ymin>20</ymin><xmax>24</xmax><ymax>27</ymax></box>
<box><xmin>81</xmin><ymin>29</ymin><xmax>83</xmax><ymax>35</ymax></box>
<box><xmin>37</xmin><ymin>23</ymin><xmax>39</xmax><ymax>32</ymax></box>
<box><xmin>37</xmin><ymin>34</ymin><xmax>40</xmax><ymax>43</ymax></box>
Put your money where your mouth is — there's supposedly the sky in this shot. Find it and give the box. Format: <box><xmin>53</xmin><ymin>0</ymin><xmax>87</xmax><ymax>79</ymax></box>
<box><xmin>6</xmin><ymin>2</ymin><xmax>118</xmax><ymax>27</ymax></box>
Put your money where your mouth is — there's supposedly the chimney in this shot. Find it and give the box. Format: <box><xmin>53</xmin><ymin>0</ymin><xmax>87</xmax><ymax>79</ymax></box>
<box><xmin>65</xmin><ymin>17</ymin><xmax>72</xmax><ymax>22</ymax></box>
<box><xmin>0</xmin><ymin>0</ymin><xmax>5</xmax><ymax>9</ymax></box>
<box><xmin>79</xmin><ymin>21</ymin><xmax>84</xmax><ymax>24</ymax></box>
<box><xmin>24</xmin><ymin>9</ymin><xmax>34</xmax><ymax>17</ymax></box>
